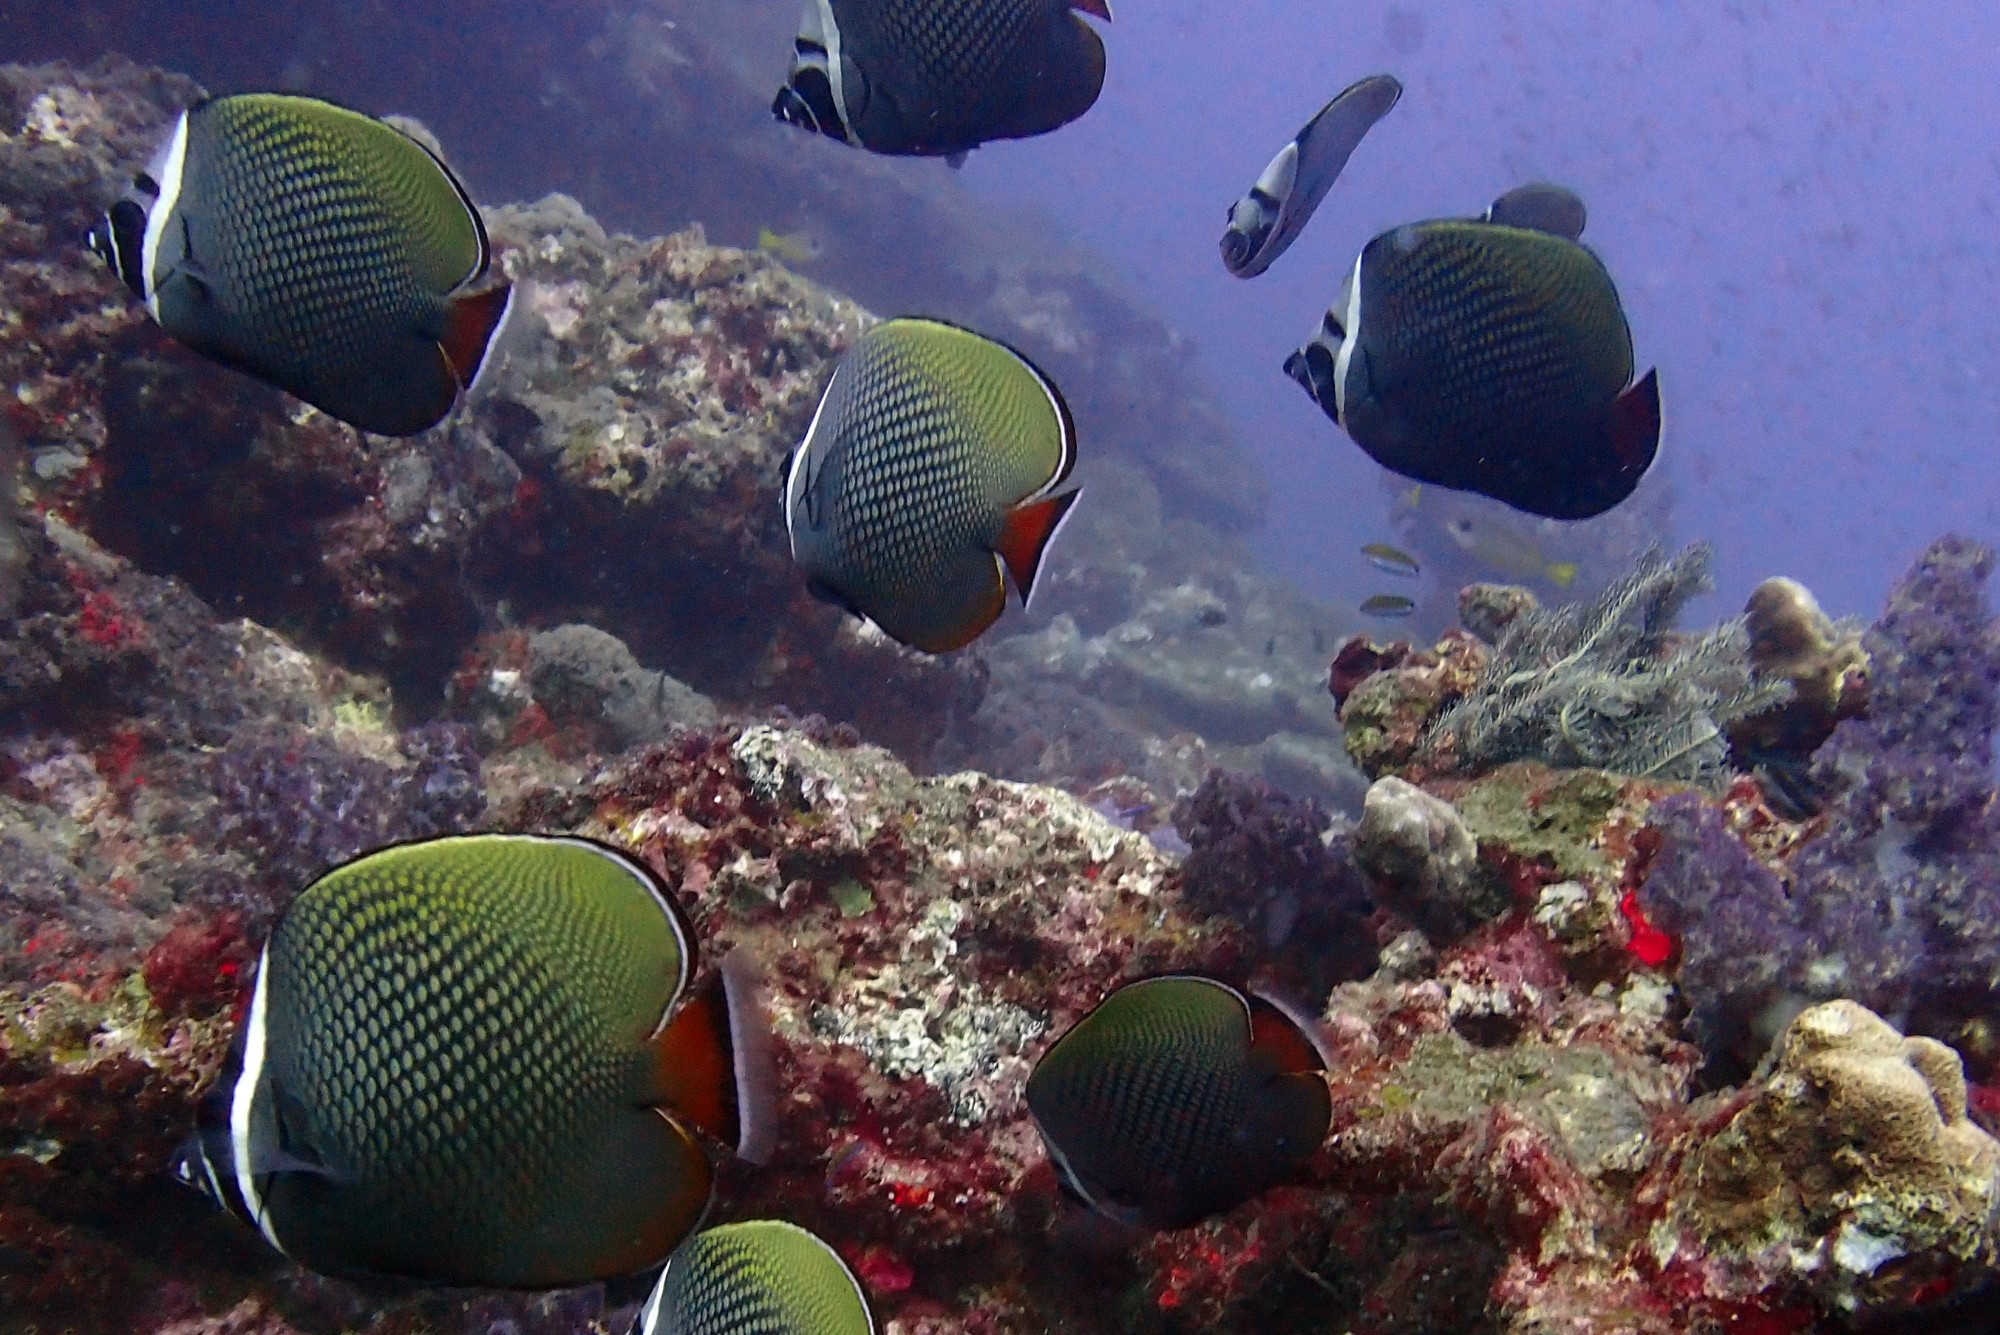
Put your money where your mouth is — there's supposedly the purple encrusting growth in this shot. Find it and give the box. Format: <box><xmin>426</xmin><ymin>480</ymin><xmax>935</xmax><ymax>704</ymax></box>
<box><xmin>1637</xmin><ymin>792</ymin><xmax>1800</xmax><ymax>1065</ymax></box>
<box><xmin>1172</xmin><ymin>768</ymin><xmax>1378</xmax><ymax>995</ymax></box>
<box><xmin>210</xmin><ymin>721</ymin><xmax>486</xmax><ymax>913</ymax></box>
<box><xmin>1642</xmin><ymin>536</ymin><xmax>2000</xmax><ymax>1063</ymax></box>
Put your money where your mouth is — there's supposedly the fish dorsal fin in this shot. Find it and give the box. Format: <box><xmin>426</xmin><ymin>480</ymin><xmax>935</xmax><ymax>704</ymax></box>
<box><xmin>997</xmin><ymin>488</ymin><xmax>1081</xmax><ymax>608</ymax></box>
<box><xmin>1608</xmin><ymin>367</ymin><xmax>1662</xmax><ymax>470</ymax></box>
<box><xmin>1246</xmin><ymin>992</ymin><xmax>1330</xmax><ymax>1073</ymax></box>
<box><xmin>441</xmin><ymin>282</ymin><xmax>516</xmax><ymax>391</ymax></box>
<box><xmin>1483</xmin><ymin>182</ymin><xmax>1587</xmax><ymax>239</ymax></box>
<box><xmin>1071</xmin><ymin>0</ymin><xmax>1112</xmax><ymax>18</ymax></box>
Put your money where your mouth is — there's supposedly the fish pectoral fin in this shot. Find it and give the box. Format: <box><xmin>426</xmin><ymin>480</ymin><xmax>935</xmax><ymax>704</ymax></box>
<box><xmin>997</xmin><ymin>487</ymin><xmax>1082</xmax><ymax>607</ymax></box>
<box><xmin>1607</xmin><ymin>368</ymin><xmax>1662</xmax><ymax>470</ymax></box>
<box><xmin>642</xmin><ymin>953</ymin><xmax>777</xmax><ymax>1163</ymax></box>
<box><xmin>439</xmin><ymin>282</ymin><xmax>516</xmax><ymax>390</ymax></box>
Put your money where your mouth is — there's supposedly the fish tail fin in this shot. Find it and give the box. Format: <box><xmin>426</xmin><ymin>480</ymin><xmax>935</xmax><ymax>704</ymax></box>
<box><xmin>647</xmin><ymin>949</ymin><xmax>779</xmax><ymax>1164</ymax></box>
<box><xmin>1071</xmin><ymin>0</ymin><xmax>1112</xmax><ymax>18</ymax></box>
<box><xmin>1608</xmin><ymin>368</ymin><xmax>1661</xmax><ymax>471</ymax></box>
<box><xmin>440</xmin><ymin>281</ymin><xmax>516</xmax><ymax>392</ymax></box>
<box><xmin>1246</xmin><ymin>991</ymin><xmax>1332</xmax><ymax>1072</ymax></box>
<box><xmin>1546</xmin><ymin>562</ymin><xmax>1579</xmax><ymax>588</ymax></box>
<box><xmin>998</xmin><ymin>487</ymin><xmax>1082</xmax><ymax>608</ymax></box>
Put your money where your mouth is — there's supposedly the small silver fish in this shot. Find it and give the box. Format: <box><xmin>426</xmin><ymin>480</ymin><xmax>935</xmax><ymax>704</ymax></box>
<box><xmin>1361</xmin><ymin>543</ymin><xmax>1419</xmax><ymax>577</ymax></box>
<box><xmin>1360</xmin><ymin>594</ymin><xmax>1416</xmax><ymax>618</ymax></box>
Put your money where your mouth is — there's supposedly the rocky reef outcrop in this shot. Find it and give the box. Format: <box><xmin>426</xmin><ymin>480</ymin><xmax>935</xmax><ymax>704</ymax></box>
<box><xmin>10</xmin><ymin>53</ymin><xmax>2000</xmax><ymax>1335</ymax></box>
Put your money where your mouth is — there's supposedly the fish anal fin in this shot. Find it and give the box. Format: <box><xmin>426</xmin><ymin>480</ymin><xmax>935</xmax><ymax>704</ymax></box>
<box><xmin>997</xmin><ymin>488</ymin><xmax>1082</xmax><ymax>606</ymax></box>
<box><xmin>642</xmin><ymin>954</ymin><xmax>778</xmax><ymax>1163</ymax></box>
<box><xmin>439</xmin><ymin>282</ymin><xmax>515</xmax><ymax>390</ymax></box>
<box><xmin>498</xmin><ymin>1110</ymin><xmax>712</xmax><ymax>1284</ymax></box>
<box><xmin>1608</xmin><ymin>367</ymin><xmax>1662</xmax><ymax>470</ymax></box>
<box><xmin>1071</xmin><ymin>0</ymin><xmax>1113</xmax><ymax>19</ymax></box>
<box><xmin>1246</xmin><ymin>993</ymin><xmax>1329</xmax><ymax>1073</ymax></box>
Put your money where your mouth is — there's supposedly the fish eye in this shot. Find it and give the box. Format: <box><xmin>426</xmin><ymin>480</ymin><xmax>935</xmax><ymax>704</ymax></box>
<box><xmin>1321</xmin><ymin>311</ymin><xmax>1345</xmax><ymax>342</ymax></box>
<box><xmin>793</xmin><ymin>37</ymin><xmax>827</xmax><ymax>57</ymax></box>
<box><xmin>133</xmin><ymin>171</ymin><xmax>160</xmax><ymax>198</ymax></box>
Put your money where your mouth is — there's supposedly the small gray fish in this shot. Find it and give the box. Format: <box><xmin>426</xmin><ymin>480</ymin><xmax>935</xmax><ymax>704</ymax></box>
<box><xmin>1361</xmin><ymin>542</ymin><xmax>1419</xmax><ymax>577</ymax></box>
<box><xmin>1221</xmin><ymin>74</ymin><xmax>1401</xmax><ymax>278</ymax></box>
<box><xmin>774</xmin><ymin>0</ymin><xmax>1111</xmax><ymax>163</ymax></box>
<box><xmin>88</xmin><ymin>94</ymin><xmax>514</xmax><ymax>437</ymax></box>
<box><xmin>1360</xmin><ymin>594</ymin><xmax>1416</xmax><ymax>618</ymax></box>
<box><xmin>1286</xmin><ymin>183</ymin><xmax>1659</xmax><ymax>521</ymax></box>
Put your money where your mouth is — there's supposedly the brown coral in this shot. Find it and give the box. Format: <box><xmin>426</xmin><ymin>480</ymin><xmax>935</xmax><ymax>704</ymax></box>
<box><xmin>1671</xmin><ymin>1000</ymin><xmax>2000</xmax><ymax>1315</ymax></box>
<box><xmin>1728</xmin><ymin>575</ymin><xmax>1869</xmax><ymax>757</ymax></box>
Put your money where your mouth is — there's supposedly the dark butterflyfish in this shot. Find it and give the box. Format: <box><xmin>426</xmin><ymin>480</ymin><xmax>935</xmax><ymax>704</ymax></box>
<box><xmin>87</xmin><ymin>93</ymin><xmax>514</xmax><ymax>437</ymax></box>
<box><xmin>1284</xmin><ymin>183</ymin><xmax>1661</xmax><ymax>520</ymax></box>
<box><xmin>785</xmin><ymin>317</ymin><xmax>1082</xmax><ymax>653</ymax></box>
<box><xmin>633</xmin><ymin>1220</ymin><xmax>874</xmax><ymax>1335</ymax></box>
<box><xmin>1221</xmin><ymin>73</ymin><xmax>1402</xmax><ymax>278</ymax></box>
<box><xmin>168</xmin><ymin>834</ymin><xmax>777</xmax><ymax>1288</ymax></box>
<box><xmin>1025</xmin><ymin>975</ymin><xmax>1332</xmax><ymax>1230</ymax></box>
<box><xmin>773</xmin><ymin>0</ymin><xmax>1111</xmax><ymax>165</ymax></box>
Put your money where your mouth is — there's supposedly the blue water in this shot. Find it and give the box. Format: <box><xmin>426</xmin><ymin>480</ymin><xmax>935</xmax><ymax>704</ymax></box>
<box><xmin>960</xmin><ymin>0</ymin><xmax>2000</xmax><ymax>622</ymax></box>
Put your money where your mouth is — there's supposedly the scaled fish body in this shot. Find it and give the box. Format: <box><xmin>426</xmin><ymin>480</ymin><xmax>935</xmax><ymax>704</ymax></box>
<box><xmin>1285</xmin><ymin>183</ymin><xmax>1660</xmax><ymax>520</ymax></box>
<box><xmin>88</xmin><ymin>93</ymin><xmax>513</xmax><ymax>437</ymax></box>
<box><xmin>1025</xmin><ymin>975</ymin><xmax>1331</xmax><ymax>1230</ymax></box>
<box><xmin>1359</xmin><ymin>593</ymin><xmax>1416</xmax><ymax>618</ymax></box>
<box><xmin>170</xmin><ymin>834</ymin><xmax>774</xmax><ymax>1287</ymax></box>
<box><xmin>1361</xmin><ymin>542</ymin><xmax>1419</xmax><ymax>577</ymax></box>
<box><xmin>1221</xmin><ymin>74</ymin><xmax>1402</xmax><ymax>278</ymax></box>
<box><xmin>634</xmin><ymin>1220</ymin><xmax>874</xmax><ymax>1335</ymax></box>
<box><xmin>1445</xmin><ymin>516</ymin><xmax>1578</xmax><ymax>587</ymax></box>
<box><xmin>773</xmin><ymin>0</ymin><xmax>1110</xmax><ymax>161</ymax></box>
<box><xmin>785</xmin><ymin>317</ymin><xmax>1082</xmax><ymax>653</ymax></box>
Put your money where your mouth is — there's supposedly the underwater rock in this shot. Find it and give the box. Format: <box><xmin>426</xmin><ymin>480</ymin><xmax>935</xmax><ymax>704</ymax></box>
<box><xmin>526</xmin><ymin>622</ymin><xmax>720</xmax><ymax>750</ymax></box>
<box><xmin>1457</xmin><ymin>581</ymin><xmax>1540</xmax><ymax>644</ymax></box>
<box><xmin>1337</xmin><ymin>629</ymin><xmax>1487</xmax><ymax>778</ymax></box>
<box><xmin>1353</xmin><ymin>776</ymin><xmax>1504</xmax><ymax>942</ymax></box>
<box><xmin>1665</xmin><ymin>1000</ymin><xmax>2000</xmax><ymax>1319</ymax></box>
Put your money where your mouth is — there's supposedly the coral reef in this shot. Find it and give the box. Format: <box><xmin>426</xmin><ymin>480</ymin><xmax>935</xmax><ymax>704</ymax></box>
<box><xmin>1170</xmin><ymin>768</ymin><xmax>1378</xmax><ymax>998</ymax></box>
<box><xmin>1422</xmin><ymin>545</ymin><xmax>1790</xmax><ymax>786</ymax></box>
<box><xmin>209</xmin><ymin>720</ymin><xmax>487</xmax><ymax>917</ymax></box>
<box><xmin>1664</xmin><ymin>1001</ymin><xmax>2000</xmax><ymax>1319</ymax></box>
<box><xmin>1335</xmin><ymin>630</ymin><xmax>1487</xmax><ymax>779</ymax></box>
<box><xmin>1644</xmin><ymin>537</ymin><xmax>2000</xmax><ymax>1075</ymax></box>
<box><xmin>9</xmin><ymin>44</ymin><xmax>2000</xmax><ymax>1335</ymax></box>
